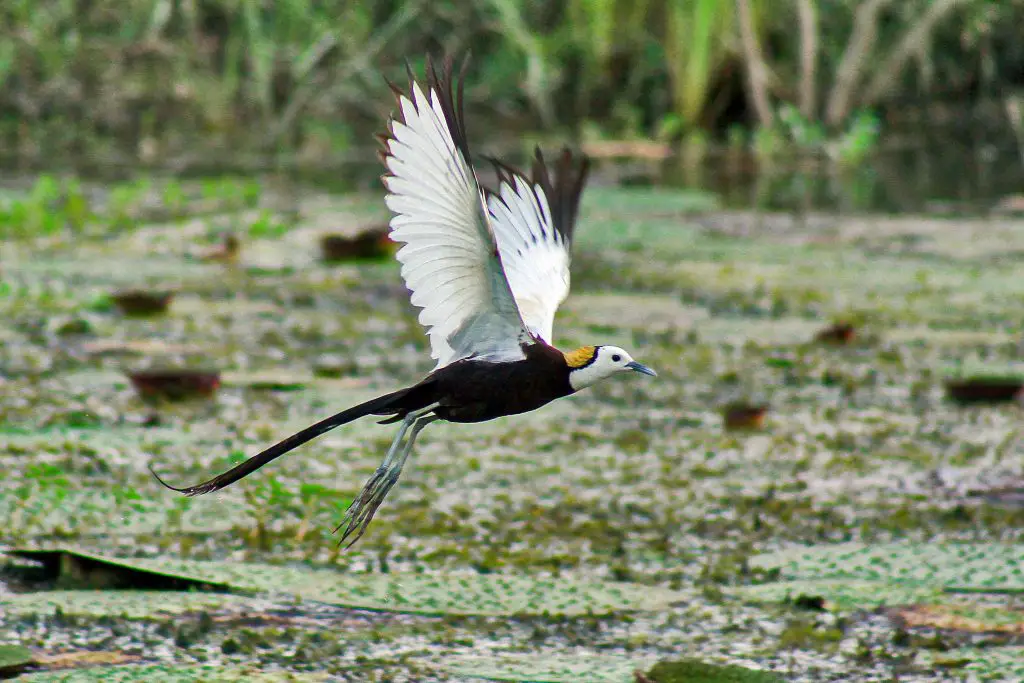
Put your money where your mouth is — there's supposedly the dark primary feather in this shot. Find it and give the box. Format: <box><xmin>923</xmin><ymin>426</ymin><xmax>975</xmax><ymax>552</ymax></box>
<box><xmin>486</xmin><ymin>147</ymin><xmax>590</xmax><ymax>248</ymax></box>
<box><xmin>376</xmin><ymin>54</ymin><xmax>471</xmax><ymax>165</ymax></box>
<box><xmin>425</xmin><ymin>54</ymin><xmax>473</xmax><ymax>163</ymax></box>
<box><xmin>531</xmin><ymin>147</ymin><xmax>591</xmax><ymax>247</ymax></box>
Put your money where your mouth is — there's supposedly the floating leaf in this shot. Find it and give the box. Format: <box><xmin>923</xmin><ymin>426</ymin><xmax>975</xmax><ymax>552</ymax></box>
<box><xmin>722</xmin><ymin>403</ymin><xmax>769</xmax><ymax>432</ymax></box>
<box><xmin>442</xmin><ymin>652</ymin><xmax>646</xmax><ymax>683</ymax></box>
<box><xmin>8</xmin><ymin>548</ymin><xmax>689</xmax><ymax>617</ymax></box>
<box><xmin>0</xmin><ymin>590</ymin><xmax>264</xmax><ymax>619</ymax></box>
<box><xmin>749</xmin><ymin>543</ymin><xmax>1024</xmax><ymax>593</ymax></box>
<box><xmin>732</xmin><ymin>580</ymin><xmax>943</xmax><ymax>611</ymax></box>
<box><xmin>643</xmin><ymin>658</ymin><xmax>785</xmax><ymax>683</ymax></box>
<box><xmin>0</xmin><ymin>644</ymin><xmax>35</xmax><ymax>677</ymax></box>
<box><xmin>34</xmin><ymin>651</ymin><xmax>137</xmax><ymax>669</ymax></box>
<box><xmin>919</xmin><ymin>647</ymin><xmax>1024</xmax><ymax>681</ymax></box>
<box><xmin>0</xmin><ymin>488</ymin><xmax>240</xmax><ymax>538</ymax></box>
<box><xmin>17</xmin><ymin>663</ymin><xmax>329</xmax><ymax>682</ymax></box>
<box><xmin>888</xmin><ymin>603</ymin><xmax>1024</xmax><ymax>634</ymax></box>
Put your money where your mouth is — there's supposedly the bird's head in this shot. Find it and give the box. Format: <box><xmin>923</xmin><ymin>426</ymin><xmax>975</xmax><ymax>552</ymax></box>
<box><xmin>564</xmin><ymin>345</ymin><xmax>657</xmax><ymax>391</ymax></box>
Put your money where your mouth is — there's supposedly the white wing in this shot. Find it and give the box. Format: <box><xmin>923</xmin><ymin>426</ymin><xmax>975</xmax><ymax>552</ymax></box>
<box><xmin>382</xmin><ymin>58</ymin><xmax>533</xmax><ymax>369</ymax></box>
<box><xmin>486</xmin><ymin>149</ymin><xmax>590</xmax><ymax>344</ymax></box>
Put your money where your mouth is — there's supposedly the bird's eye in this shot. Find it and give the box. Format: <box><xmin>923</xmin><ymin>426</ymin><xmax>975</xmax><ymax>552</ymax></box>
<box><xmin>611</xmin><ymin>354</ymin><xmax>622</xmax><ymax>362</ymax></box>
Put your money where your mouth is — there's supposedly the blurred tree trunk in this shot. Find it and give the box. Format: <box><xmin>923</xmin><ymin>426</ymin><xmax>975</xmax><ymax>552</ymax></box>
<box><xmin>825</xmin><ymin>0</ymin><xmax>892</xmax><ymax>128</ymax></box>
<box><xmin>860</xmin><ymin>0</ymin><xmax>976</xmax><ymax>105</ymax></box>
<box><xmin>826</xmin><ymin>0</ymin><xmax>975</xmax><ymax>127</ymax></box>
<box><xmin>735</xmin><ymin>0</ymin><xmax>773</xmax><ymax>127</ymax></box>
<box><xmin>796</xmin><ymin>0</ymin><xmax>818</xmax><ymax>119</ymax></box>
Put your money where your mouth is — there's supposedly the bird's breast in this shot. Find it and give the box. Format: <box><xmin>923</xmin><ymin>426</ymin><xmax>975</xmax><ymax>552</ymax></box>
<box><xmin>430</xmin><ymin>357</ymin><xmax>572</xmax><ymax>423</ymax></box>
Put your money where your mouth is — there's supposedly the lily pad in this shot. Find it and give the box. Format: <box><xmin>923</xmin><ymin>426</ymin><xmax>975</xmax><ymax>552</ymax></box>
<box><xmin>732</xmin><ymin>580</ymin><xmax>943</xmax><ymax>611</ymax></box>
<box><xmin>0</xmin><ymin>644</ymin><xmax>35</xmax><ymax>677</ymax></box>
<box><xmin>0</xmin><ymin>590</ymin><xmax>265</xmax><ymax>619</ymax></box>
<box><xmin>17</xmin><ymin>663</ymin><xmax>329</xmax><ymax>682</ymax></box>
<box><xmin>920</xmin><ymin>647</ymin><xmax>1024</xmax><ymax>681</ymax></box>
<box><xmin>8</xmin><ymin>548</ymin><xmax>688</xmax><ymax>617</ymax></box>
<box><xmin>33</xmin><ymin>651</ymin><xmax>137</xmax><ymax>669</ymax></box>
<box><xmin>888</xmin><ymin>602</ymin><xmax>1024</xmax><ymax>634</ymax></box>
<box><xmin>0</xmin><ymin>488</ymin><xmax>240</xmax><ymax>538</ymax></box>
<box><xmin>749</xmin><ymin>542</ymin><xmax>1024</xmax><ymax>593</ymax></box>
<box><xmin>442</xmin><ymin>652</ymin><xmax>646</xmax><ymax>683</ymax></box>
<box><xmin>643</xmin><ymin>659</ymin><xmax>785</xmax><ymax>683</ymax></box>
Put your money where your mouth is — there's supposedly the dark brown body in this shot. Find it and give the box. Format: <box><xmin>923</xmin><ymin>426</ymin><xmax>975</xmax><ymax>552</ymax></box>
<box><xmin>159</xmin><ymin>342</ymin><xmax>575</xmax><ymax>496</ymax></box>
<box><xmin>409</xmin><ymin>342</ymin><xmax>574</xmax><ymax>423</ymax></box>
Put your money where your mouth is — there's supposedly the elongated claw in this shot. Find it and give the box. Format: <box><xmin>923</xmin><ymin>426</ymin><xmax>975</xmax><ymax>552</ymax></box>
<box><xmin>333</xmin><ymin>467</ymin><xmax>399</xmax><ymax>547</ymax></box>
<box><xmin>332</xmin><ymin>410</ymin><xmax>437</xmax><ymax>549</ymax></box>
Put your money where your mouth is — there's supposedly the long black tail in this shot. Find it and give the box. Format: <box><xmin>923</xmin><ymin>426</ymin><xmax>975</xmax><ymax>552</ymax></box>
<box><xmin>150</xmin><ymin>386</ymin><xmax>425</xmax><ymax>497</ymax></box>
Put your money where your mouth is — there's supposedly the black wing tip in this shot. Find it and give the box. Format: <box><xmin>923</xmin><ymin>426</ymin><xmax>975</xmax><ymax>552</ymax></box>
<box><xmin>380</xmin><ymin>52</ymin><xmax>474</xmax><ymax>168</ymax></box>
<box><xmin>485</xmin><ymin>155</ymin><xmax>524</xmax><ymax>189</ymax></box>
<box><xmin>528</xmin><ymin>145</ymin><xmax>590</xmax><ymax>244</ymax></box>
<box><xmin>487</xmin><ymin>146</ymin><xmax>590</xmax><ymax>248</ymax></box>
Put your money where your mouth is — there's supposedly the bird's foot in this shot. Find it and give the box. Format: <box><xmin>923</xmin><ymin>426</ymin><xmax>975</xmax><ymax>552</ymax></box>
<box><xmin>333</xmin><ymin>465</ymin><xmax>400</xmax><ymax>548</ymax></box>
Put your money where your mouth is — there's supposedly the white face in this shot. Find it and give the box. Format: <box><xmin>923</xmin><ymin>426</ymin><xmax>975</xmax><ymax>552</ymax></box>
<box><xmin>568</xmin><ymin>345</ymin><xmax>657</xmax><ymax>391</ymax></box>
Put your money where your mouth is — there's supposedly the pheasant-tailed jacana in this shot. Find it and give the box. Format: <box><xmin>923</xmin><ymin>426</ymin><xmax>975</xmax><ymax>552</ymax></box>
<box><xmin>151</xmin><ymin>55</ymin><xmax>657</xmax><ymax>547</ymax></box>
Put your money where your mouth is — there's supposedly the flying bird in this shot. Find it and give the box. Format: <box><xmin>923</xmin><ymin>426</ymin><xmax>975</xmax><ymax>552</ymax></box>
<box><xmin>151</xmin><ymin>56</ymin><xmax>657</xmax><ymax>547</ymax></box>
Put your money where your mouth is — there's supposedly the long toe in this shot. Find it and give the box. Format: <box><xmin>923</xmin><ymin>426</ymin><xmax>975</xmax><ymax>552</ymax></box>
<box><xmin>334</xmin><ymin>475</ymin><xmax>397</xmax><ymax>547</ymax></box>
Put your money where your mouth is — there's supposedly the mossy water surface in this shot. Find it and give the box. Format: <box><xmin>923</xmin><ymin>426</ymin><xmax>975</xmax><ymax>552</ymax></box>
<box><xmin>2</xmin><ymin>180</ymin><xmax>1022</xmax><ymax>681</ymax></box>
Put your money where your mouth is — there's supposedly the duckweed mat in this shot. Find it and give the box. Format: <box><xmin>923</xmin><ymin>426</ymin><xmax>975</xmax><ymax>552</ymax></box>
<box><xmin>7</xmin><ymin>547</ymin><xmax>689</xmax><ymax>617</ymax></box>
<box><xmin>16</xmin><ymin>664</ymin><xmax>331</xmax><ymax>682</ymax></box>
<box><xmin>3</xmin><ymin>180</ymin><xmax>1024</xmax><ymax>681</ymax></box>
<box><xmin>748</xmin><ymin>542</ymin><xmax>1024</xmax><ymax>593</ymax></box>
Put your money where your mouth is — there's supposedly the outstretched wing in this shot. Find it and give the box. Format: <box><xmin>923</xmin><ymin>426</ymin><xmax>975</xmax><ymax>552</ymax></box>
<box><xmin>486</xmin><ymin>148</ymin><xmax>591</xmax><ymax>344</ymax></box>
<box><xmin>381</xmin><ymin>56</ymin><xmax>534</xmax><ymax>369</ymax></box>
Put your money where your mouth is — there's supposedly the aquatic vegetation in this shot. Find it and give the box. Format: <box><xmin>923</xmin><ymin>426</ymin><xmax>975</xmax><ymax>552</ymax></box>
<box><xmin>1</xmin><ymin>182</ymin><xmax>1022</xmax><ymax>679</ymax></box>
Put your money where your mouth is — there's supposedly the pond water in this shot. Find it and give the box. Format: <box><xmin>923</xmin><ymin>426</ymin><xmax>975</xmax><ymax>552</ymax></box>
<box><xmin>2</xmin><ymin>110</ymin><xmax>1023</xmax><ymax>682</ymax></box>
<box><xmin>287</xmin><ymin>116</ymin><xmax>1024</xmax><ymax>217</ymax></box>
<box><xmin>678</xmin><ymin>138</ymin><xmax>1024</xmax><ymax>216</ymax></box>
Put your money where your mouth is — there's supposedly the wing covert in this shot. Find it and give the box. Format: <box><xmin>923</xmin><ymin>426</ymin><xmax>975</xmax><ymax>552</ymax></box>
<box><xmin>486</xmin><ymin>148</ymin><xmax>591</xmax><ymax>343</ymax></box>
<box><xmin>381</xmin><ymin>57</ymin><xmax>533</xmax><ymax>369</ymax></box>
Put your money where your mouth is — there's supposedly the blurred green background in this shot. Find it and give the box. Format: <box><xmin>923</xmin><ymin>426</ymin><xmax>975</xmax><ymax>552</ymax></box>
<box><xmin>4</xmin><ymin>0</ymin><xmax>1024</xmax><ymax>213</ymax></box>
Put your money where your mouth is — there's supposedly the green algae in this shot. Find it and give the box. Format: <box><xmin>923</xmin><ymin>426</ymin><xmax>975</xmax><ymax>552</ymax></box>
<box><xmin>442</xmin><ymin>652</ymin><xmax>647</xmax><ymax>682</ymax></box>
<box><xmin>0</xmin><ymin>590</ymin><xmax>267</xmax><ymax>619</ymax></box>
<box><xmin>748</xmin><ymin>542</ymin><xmax>1024</xmax><ymax>593</ymax></box>
<box><xmin>644</xmin><ymin>659</ymin><xmax>785</xmax><ymax>683</ymax></box>
<box><xmin>16</xmin><ymin>664</ymin><xmax>330</xmax><ymax>682</ymax></box>
<box><xmin>8</xmin><ymin>547</ymin><xmax>688</xmax><ymax>617</ymax></box>
<box><xmin>0</xmin><ymin>644</ymin><xmax>36</xmax><ymax>677</ymax></box>
<box><xmin>3</xmin><ymin>185</ymin><xmax>1024</xmax><ymax>680</ymax></box>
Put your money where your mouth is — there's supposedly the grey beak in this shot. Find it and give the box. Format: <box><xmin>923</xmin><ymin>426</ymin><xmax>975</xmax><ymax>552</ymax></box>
<box><xmin>626</xmin><ymin>361</ymin><xmax>657</xmax><ymax>377</ymax></box>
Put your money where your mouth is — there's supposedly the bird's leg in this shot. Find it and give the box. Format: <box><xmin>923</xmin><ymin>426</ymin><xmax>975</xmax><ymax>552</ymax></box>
<box><xmin>334</xmin><ymin>406</ymin><xmax>438</xmax><ymax>548</ymax></box>
<box><xmin>336</xmin><ymin>410</ymin><xmax>419</xmax><ymax>525</ymax></box>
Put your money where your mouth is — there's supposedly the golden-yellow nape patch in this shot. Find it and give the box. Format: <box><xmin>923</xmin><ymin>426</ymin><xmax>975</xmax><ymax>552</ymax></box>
<box><xmin>564</xmin><ymin>345</ymin><xmax>597</xmax><ymax>369</ymax></box>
